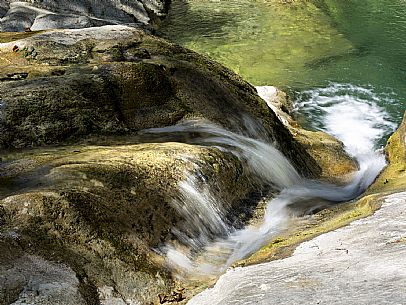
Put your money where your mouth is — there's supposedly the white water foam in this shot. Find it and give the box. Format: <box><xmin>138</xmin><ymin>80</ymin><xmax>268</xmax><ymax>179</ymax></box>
<box><xmin>293</xmin><ymin>83</ymin><xmax>397</xmax><ymax>158</ymax></box>
<box><xmin>148</xmin><ymin>83</ymin><xmax>397</xmax><ymax>278</ymax></box>
<box><xmin>294</xmin><ymin>83</ymin><xmax>397</xmax><ymax>192</ymax></box>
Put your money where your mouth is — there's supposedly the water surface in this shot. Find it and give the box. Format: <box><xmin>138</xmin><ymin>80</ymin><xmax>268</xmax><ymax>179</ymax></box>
<box><xmin>157</xmin><ymin>0</ymin><xmax>405</xmax><ymax>279</ymax></box>
<box><xmin>159</xmin><ymin>0</ymin><xmax>405</xmax><ymax>127</ymax></box>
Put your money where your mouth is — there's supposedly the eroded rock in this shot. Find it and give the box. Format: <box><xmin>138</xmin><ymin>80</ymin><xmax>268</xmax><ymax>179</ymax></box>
<box><xmin>0</xmin><ymin>25</ymin><xmax>321</xmax><ymax>178</ymax></box>
<box><xmin>257</xmin><ymin>86</ymin><xmax>358</xmax><ymax>182</ymax></box>
<box><xmin>0</xmin><ymin>142</ymin><xmax>259</xmax><ymax>304</ymax></box>
<box><xmin>0</xmin><ymin>0</ymin><xmax>170</xmax><ymax>32</ymax></box>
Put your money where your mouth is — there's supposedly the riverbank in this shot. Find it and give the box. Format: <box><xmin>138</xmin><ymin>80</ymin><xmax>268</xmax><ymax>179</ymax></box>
<box><xmin>189</xmin><ymin>112</ymin><xmax>406</xmax><ymax>303</ymax></box>
<box><xmin>188</xmin><ymin>191</ymin><xmax>406</xmax><ymax>305</ymax></box>
<box><xmin>0</xmin><ymin>23</ymin><xmax>356</xmax><ymax>304</ymax></box>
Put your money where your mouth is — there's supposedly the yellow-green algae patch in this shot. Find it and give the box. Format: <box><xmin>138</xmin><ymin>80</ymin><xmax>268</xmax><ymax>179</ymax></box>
<box><xmin>367</xmin><ymin>111</ymin><xmax>406</xmax><ymax>195</ymax></box>
<box><xmin>0</xmin><ymin>31</ymin><xmax>43</xmax><ymax>43</ymax></box>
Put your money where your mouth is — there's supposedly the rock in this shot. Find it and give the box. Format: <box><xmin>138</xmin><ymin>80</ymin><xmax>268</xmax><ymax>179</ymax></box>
<box><xmin>0</xmin><ymin>24</ymin><xmax>337</xmax><ymax>305</ymax></box>
<box><xmin>0</xmin><ymin>17</ymin><xmax>369</xmax><ymax>305</ymax></box>
<box><xmin>0</xmin><ymin>142</ymin><xmax>259</xmax><ymax>304</ymax></box>
<box><xmin>367</xmin><ymin>111</ymin><xmax>406</xmax><ymax>194</ymax></box>
<box><xmin>0</xmin><ymin>25</ymin><xmax>321</xmax><ymax>178</ymax></box>
<box><xmin>187</xmin><ymin>112</ymin><xmax>406</xmax><ymax>305</ymax></box>
<box><xmin>0</xmin><ymin>0</ymin><xmax>170</xmax><ymax>32</ymax></box>
<box><xmin>187</xmin><ymin>191</ymin><xmax>406</xmax><ymax>305</ymax></box>
<box><xmin>234</xmin><ymin>112</ymin><xmax>406</xmax><ymax>268</ymax></box>
<box><xmin>0</xmin><ymin>237</ymin><xmax>86</xmax><ymax>305</ymax></box>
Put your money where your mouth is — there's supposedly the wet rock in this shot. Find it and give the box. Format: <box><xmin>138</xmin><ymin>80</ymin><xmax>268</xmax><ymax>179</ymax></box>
<box><xmin>257</xmin><ymin>86</ymin><xmax>358</xmax><ymax>182</ymax></box>
<box><xmin>188</xmin><ymin>112</ymin><xmax>406</xmax><ymax>304</ymax></box>
<box><xmin>188</xmin><ymin>191</ymin><xmax>406</xmax><ymax>305</ymax></box>
<box><xmin>0</xmin><ymin>142</ymin><xmax>257</xmax><ymax>304</ymax></box>
<box><xmin>232</xmin><ymin>111</ymin><xmax>406</xmax><ymax>285</ymax></box>
<box><xmin>367</xmin><ymin>111</ymin><xmax>406</xmax><ymax>194</ymax></box>
<box><xmin>0</xmin><ymin>25</ymin><xmax>321</xmax><ymax>178</ymax></box>
<box><xmin>0</xmin><ymin>17</ymin><xmax>368</xmax><ymax>305</ymax></box>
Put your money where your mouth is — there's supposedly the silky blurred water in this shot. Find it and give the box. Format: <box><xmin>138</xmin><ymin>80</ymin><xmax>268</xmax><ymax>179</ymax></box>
<box><xmin>157</xmin><ymin>0</ymin><xmax>405</xmax><ymax>279</ymax></box>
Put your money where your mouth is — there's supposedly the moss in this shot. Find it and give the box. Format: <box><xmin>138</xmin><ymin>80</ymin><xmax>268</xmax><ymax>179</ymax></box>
<box><xmin>367</xmin><ymin>111</ymin><xmax>406</xmax><ymax>194</ymax></box>
<box><xmin>0</xmin><ymin>140</ymin><xmax>262</xmax><ymax>302</ymax></box>
<box><xmin>0</xmin><ymin>28</ymin><xmax>324</xmax><ymax>180</ymax></box>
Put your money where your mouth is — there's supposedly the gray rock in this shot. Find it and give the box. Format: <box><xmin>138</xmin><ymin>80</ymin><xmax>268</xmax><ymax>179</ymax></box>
<box><xmin>0</xmin><ymin>241</ymin><xmax>86</xmax><ymax>305</ymax></box>
<box><xmin>0</xmin><ymin>0</ymin><xmax>169</xmax><ymax>31</ymax></box>
<box><xmin>188</xmin><ymin>191</ymin><xmax>406</xmax><ymax>305</ymax></box>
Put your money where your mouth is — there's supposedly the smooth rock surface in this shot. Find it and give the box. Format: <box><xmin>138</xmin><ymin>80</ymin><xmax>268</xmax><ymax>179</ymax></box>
<box><xmin>0</xmin><ymin>142</ymin><xmax>255</xmax><ymax>304</ymax></box>
<box><xmin>188</xmin><ymin>191</ymin><xmax>406</xmax><ymax>305</ymax></box>
<box><xmin>0</xmin><ymin>0</ymin><xmax>169</xmax><ymax>31</ymax></box>
<box><xmin>0</xmin><ymin>25</ymin><xmax>323</xmax><ymax>178</ymax></box>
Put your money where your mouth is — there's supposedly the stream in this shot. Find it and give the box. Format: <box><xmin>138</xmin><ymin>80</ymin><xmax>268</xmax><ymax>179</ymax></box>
<box><xmin>146</xmin><ymin>85</ymin><xmax>395</xmax><ymax>277</ymax></box>
<box><xmin>156</xmin><ymin>0</ymin><xmax>405</xmax><ymax>298</ymax></box>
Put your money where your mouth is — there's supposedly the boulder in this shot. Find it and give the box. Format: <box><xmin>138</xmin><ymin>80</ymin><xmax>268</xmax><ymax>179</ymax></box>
<box><xmin>257</xmin><ymin>86</ymin><xmax>358</xmax><ymax>183</ymax></box>
<box><xmin>0</xmin><ymin>142</ymin><xmax>256</xmax><ymax>304</ymax></box>
<box><xmin>0</xmin><ymin>23</ymin><xmax>364</xmax><ymax>305</ymax></box>
<box><xmin>0</xmin><ymin>0</ymin><xmax>170</xmax><ymax>32</ymax></box>
<box><xmin>0</xmin><ymin>25</ymin><xmax>321</xmax><ymax>178</ymax></box>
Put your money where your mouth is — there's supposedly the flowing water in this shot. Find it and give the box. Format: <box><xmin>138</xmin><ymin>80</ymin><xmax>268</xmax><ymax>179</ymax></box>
<box><xmin>155</xmin><ymin>0</ymin><xmax>405</xmax><ymax>278</ymax></box>
<box><xmin>146</xmin><ymin>90</ymin><xmax>395</xmax><ymax>276</ymax></box>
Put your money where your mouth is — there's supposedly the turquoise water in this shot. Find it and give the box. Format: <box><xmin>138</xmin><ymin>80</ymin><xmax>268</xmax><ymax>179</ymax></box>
<box><xmin>159</xmin><ymin>0</ymin><xmax>405</xmax><ymax>129</ymax></box>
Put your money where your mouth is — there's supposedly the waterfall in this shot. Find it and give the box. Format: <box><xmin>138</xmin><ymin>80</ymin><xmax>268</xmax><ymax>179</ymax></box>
<box><xmin>146</xmin><ymin>83</ymin><xmax>397</xmax><ymax>277</ymax></box>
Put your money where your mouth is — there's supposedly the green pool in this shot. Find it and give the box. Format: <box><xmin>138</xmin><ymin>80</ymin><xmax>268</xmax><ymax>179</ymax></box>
<box><xmin>159</xmin><ymin>0</ymin><xmax>405</xmax><ymax>127</ymax></box>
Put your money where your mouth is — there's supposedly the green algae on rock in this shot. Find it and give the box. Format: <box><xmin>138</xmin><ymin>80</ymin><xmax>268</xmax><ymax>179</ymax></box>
<box><xmin>367</xmin><ymin>111</ymin><xmax>406</xmax><ymax>195</ymax></box>
<box><xmin>0</xmin><ymin>142</ymin><xmax>258</xmax><ymax>304</ymax></box>
<box><xmin>0</xmin><ymin>25</ymin><xmax>322</xmax><ymax>178</ymax></box>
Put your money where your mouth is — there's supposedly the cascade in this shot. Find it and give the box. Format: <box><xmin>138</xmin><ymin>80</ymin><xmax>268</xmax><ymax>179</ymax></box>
<box><xmin>146</xmin><ymin>84</ymin><xmax>396</xmax><ymax>277</ymax></box>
